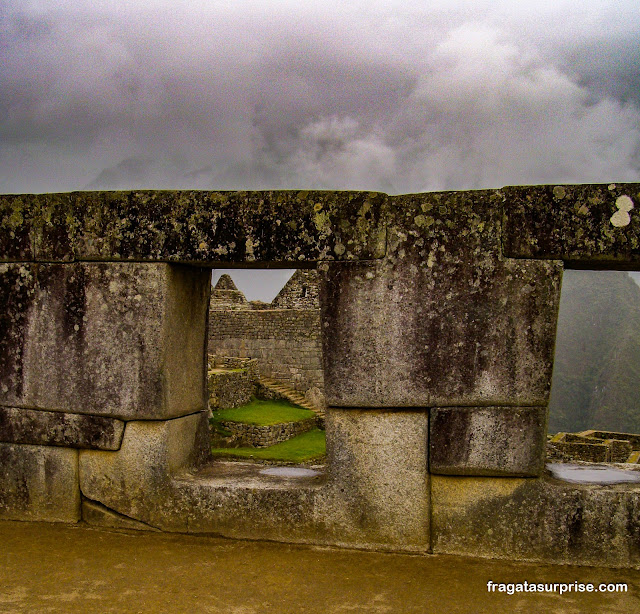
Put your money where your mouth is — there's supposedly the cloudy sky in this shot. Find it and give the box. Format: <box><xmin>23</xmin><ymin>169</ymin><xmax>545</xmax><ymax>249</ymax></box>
<box><xmin>2</xmin><ymin>0</ymin><xmax>639</xmax><ymax>297</ymax></box>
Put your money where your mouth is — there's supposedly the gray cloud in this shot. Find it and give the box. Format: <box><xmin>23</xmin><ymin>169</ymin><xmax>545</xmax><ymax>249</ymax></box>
<box><xmin>1</xmin><ymin>0</ymin><xmax>639</xmax><ymax>195</ymax></box>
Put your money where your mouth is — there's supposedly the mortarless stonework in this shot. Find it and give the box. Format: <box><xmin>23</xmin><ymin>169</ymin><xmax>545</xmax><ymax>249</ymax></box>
<box><xmin>503</xmin><ymin>183</ymin><xmax>640</xmax><ymax>264</ymax></box>
<box><xmin>0</xmin><ymin>407</ymin><xmax>124</xmax><ymax>450</ymax></box>
<box><xmin>3</xmin><ymin>185</ymin><xmax>640</xmax><ymax>567</ymax></box>
<box><xmin>0</xmin><ymin>443</ymin><xmax>80</xmax><ymax>522</ymax></box>
<box><xmin>0</xmin><ymin>190</ymin><xmax>387</xmax><ymax>263</ymax></box>
<box><xmin>208</xmin><ymin>308</ymin><xmax>323</xmax><ymax>395</ymax></box>
<box><xmin>0</xmin><ymin>262</ymin><xmax>210</xmax><ymax>420</ymax></box>
<box><xmin>429</xmin><ymin>406</ymin><xmax>547</xmax><ymax>476</ymax></box>
<box><xmin>320</xmin><ymin>190</ymin><xmax>563</xmax><ymax>409</ymax></box>
<box><xmin>271</xmin><ymin>270</ymin><xmax>320</xmax><ymax>309</ymax></box>
<box><xmin>213</xmin><ymin>417</ymin><xmax>318</xmax><ymax>448</ymax></box>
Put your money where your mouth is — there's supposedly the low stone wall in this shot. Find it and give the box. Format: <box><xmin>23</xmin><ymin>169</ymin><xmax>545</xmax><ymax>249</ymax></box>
<box><xmin>213</xmin><ymin>417</ymin><xmax>317</xmax><ymax>448</ymax></box>
<box><xmin>208</xmin><ymin>309</ymin><xmax>323</xmax><ymax>395</ymax></box>
<box><xmin>547</xmin><ymin>431</ymin><xmax>637</xmax><ymax>463</ymax></box>
<box><xmin>547</xmin><ymin>440</ymin><xmax>609</xmax><ymax>463</ymax></box>
<box><xmin>207</xmin><ymin>356</ymin><xmax>258</xmax><ymax>410</ymax></box>
<box><xmin>208</xmin><ymin>370</ymin><xmax>254</xmax><ymax>410</ymax></box>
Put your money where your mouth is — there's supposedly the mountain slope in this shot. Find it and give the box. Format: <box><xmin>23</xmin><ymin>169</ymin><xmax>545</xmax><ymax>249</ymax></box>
<box><xmin>548</xmin><ymin>270</ymin><xmax>640</xmax><ymax>433</ymax></box>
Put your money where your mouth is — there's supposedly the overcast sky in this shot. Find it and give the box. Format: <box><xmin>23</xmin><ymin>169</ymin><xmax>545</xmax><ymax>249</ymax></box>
<box><xmin>2</xmin><ymin>1</ymin><xmax>639</xmax><ymax>298</ymax></box>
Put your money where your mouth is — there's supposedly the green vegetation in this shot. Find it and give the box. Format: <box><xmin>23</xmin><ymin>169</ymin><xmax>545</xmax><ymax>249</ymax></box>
<box><xmin>210</xmin><ymin>398</ymin><xmax>316</xmax><ymax>426</ymax></box>
<box><xmin>549</xmin><ymin>270</ymin><xmax>640</xmax><ymax>433</ymax></box>
<box><xmin>212</xmin><ymin>428</ymin><xmax>326</xmax><ymax>462</ymax></box>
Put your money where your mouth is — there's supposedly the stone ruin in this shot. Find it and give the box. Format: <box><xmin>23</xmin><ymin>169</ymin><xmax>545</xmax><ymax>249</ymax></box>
<box><xmin>2</xmin><ymin>185</ymin><xmax>640</xmax><ymax>568</ymax></box>
<box><xmin>548</xmin><ymin>430</ymin><xmax>640</xmax><ymax>464</ymax></box>
<box><xmin>208</xmin><ymin>270</ymin><xmax>324</xmax><ymax>405</ymax></box>
<box><xmin>271</xmin><ymin>269</ymin><xmax>320</xmax><ymax>309</ymax></box>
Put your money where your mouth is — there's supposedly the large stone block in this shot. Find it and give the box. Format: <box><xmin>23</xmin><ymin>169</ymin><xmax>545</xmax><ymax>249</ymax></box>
<box><xmin>503</xmin><ymin>183</ymin><xmax>640</xmax><ymax>264</ymax></box>
<box><xmin>0</xmin><ymin>443</ymin><xmax>80</xmax><ymax>522</ymax></box>
<box><xmin>431</xmin><ymin>474</ymin><xmax>640</xmax><ymax>568</ymax></box>
<box><xmin>320</xmin><ymin>254</ymin><xmax>562</xmax><ymax>407</ymax></box>
<box><xmin>429</xmin><ymin>406</ymin><xmax>547</xmax><ymax>477</ymax></box>
<box><xmin>0</xmin><ymin>190</ymin><xmax>387</xmax><ymax>264</ymax></box>
<box><xmin>316</xmin><ymin>408</ymin><xmax>430</xmax><ymax>550</ymax></box>
<box><xmin>0</xmin><ymin>407</ymin><xmax>124</xmax><ymax>450</ymax></box>
<box><xmin>79</xmin><ymin>412</ymin><xmax>209</xmax><ymax>523</ymax></box>
<box><xmin>321</xmin><ymin>190</ymin><xmax>563</xmax><ymax>408</ymax></box>
<box><xmin>0</xmin><ymin>262</ymin><xmax>209</xmax><ymax>420</ymax></box>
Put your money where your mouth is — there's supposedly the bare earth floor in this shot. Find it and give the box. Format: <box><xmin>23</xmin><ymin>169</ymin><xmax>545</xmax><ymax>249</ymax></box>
<box><xmin>0</xmin><ymin>521</ymin><xmax>639</xmax><ymax>614</ymax></box>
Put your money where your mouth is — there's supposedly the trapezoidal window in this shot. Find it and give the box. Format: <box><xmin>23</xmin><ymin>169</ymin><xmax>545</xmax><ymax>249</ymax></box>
<box><xmin>206</xmin><ymin>267</ymin><xmax>326</xmax><ymax>467</ymax></box>
<box><xmin>547</xmin><ymin>269</ymin><xmax>640</xmax><ymax>466</ymax></box>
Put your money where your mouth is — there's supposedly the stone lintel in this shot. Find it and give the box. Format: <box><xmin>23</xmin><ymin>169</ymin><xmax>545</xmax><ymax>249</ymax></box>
<box><xmin>0</xmin><ymin>190</ymin><xmax>387</xmax><ymax>264</ymax></box>
<box><xmin>503</xmin><ymin>183</ymin><xmax>640</xmax><ymax>264</ymax></box>
<box><xmin>0</xmin><ymin>407</ymin><xmax>125</xmax><ymax>450</ymax></box>
<box><xmin>429</xmin><ymin>406</ymin><xmax>547</xmax><ymax>477</ymax></box>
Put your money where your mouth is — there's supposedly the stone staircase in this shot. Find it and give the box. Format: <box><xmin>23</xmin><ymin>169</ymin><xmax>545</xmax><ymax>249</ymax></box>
<box><xmin>258</xmin><ymin>377</ymin><xmax>325</xmax><ymax>424</ymax></box>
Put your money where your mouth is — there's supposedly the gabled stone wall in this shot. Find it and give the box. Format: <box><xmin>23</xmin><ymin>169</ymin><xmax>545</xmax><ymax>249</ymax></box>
<box><xmin>271</xmin><ymin>270</ymin><xmax>320</xmax><ymax>309</ymax></box>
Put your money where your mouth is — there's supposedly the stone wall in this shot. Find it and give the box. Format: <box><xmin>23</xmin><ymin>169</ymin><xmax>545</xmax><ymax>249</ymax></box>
<box><xmin>271</xmin><ymin>270</ymin><xmax>320</xmax><ymax>309</ymax></box>
<box><xmin>212</xmin><ymin>417</ymin><xmax>317</xmax><ymax>448</ymax></box>
<box><xmin>3</xmin><ymin>186</ymin><xmax>640</xmax><ymax>567</ymax></box>
<box><xmin>208</xmin><ymin>309</ymin><xmax>323</xmax><ymax>394</ymax></box>
<box><xmin>208</xmin><ymin>368</ymin><xmax>255</xmax><ymax>410</ymax></box>
<box><xmin>207</xmin><ymin>357</ymin><xmax>258</xmax><ymax>410</ymax></box>
<box><xmin>547</xmin><ymin>430</ymin><xmax>639</xmax><ymax>463</ymax></box>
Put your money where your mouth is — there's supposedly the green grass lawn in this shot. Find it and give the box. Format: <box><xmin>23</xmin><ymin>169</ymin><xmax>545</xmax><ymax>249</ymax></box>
<box><xmin>211</xmin><ymin>428</ymin><xmax>326</xmax><ymax>463</ymax></box>
<box><xmin>210</xmin><ymin>398</ymin><xmax>316</xmax><ymax>426</ymax></box>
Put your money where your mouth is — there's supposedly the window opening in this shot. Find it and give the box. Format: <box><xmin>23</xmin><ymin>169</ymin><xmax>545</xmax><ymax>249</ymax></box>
<box><xmin>206</xmin><ymin>268</ymin><xmax>327</xmax><ymax>470</ymax></box>
<box><xmin>547</xmin><ymin>269</ymin><xmax>640</xmax><ymax>467</ymax></box>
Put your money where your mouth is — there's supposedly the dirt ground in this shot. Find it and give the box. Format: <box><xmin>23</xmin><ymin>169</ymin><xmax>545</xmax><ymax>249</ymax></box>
<box><xmin>0</xmin><ymin>520</ymin><xmax>638</xmax><ymax>613</ymax></box>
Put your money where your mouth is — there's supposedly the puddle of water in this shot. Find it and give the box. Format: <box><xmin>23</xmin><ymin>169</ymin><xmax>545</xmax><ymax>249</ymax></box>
<box><xmin>259</xmin><ymin>466</ymin><xmax>320</xmax><ymax>478</ymax></box>
<box><xmin>547</xmin><ymin>463</ymin><xmax>640</xmax><ymax>484</ymax></box>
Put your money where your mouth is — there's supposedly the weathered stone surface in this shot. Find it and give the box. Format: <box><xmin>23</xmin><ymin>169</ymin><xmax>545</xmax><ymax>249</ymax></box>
<box><xmin>0</xmin><ymin>190</ymin><xmax>387</xmax><ymax>264</ymax></box>
<box><xmin>271</xmin><ymin>269</ymin><xmax>320</xmax><ymax>309</ymax></box>
<box><xmin>82</xmin><ymin>499</ymin><xmax>159</xmax><ymax>531</ymax></box>
<box><xmin>208</xmin><ymin>368</ymin><xmax>255</xmax><ymax>410</ymax></box>
<box><xmin>0</xmin><ymin>194</ymin><xmax>33</xmax><ymax>261</ymax></box>
<box><xmin>79</xmin><ymin>412</ymin><xmax>210</xmax><ymax>522</ymax></box>
<box><xmin>503</xmin><ymin>183</ymin><xmax>640</xmax><ymax>264</ymax></box>
<box><xmin>315</xmin><ymin>408</ymin><xmax>430</xmax><ymax>550</ymax></box>
<box><xmin>320</xmin><ymin>192</ymin><xmax>563</xmax><ymax>407</ymax></box>
<box><xmin>0</xmin><ymin>443</ymin><xmax>80</xmax><ymax>522</ymax></box>
<box><xmin>429</xmin><ymin>406</ymin><xmax>547</xmax><ymax>477</ymax></box>
<box><xmin>431</xmin><ymin>474</ymin><xmax>640</xmax><ymax>567</ymax></box>
<box><xmin>0</xmin><ymin>407</ymin><xmax>124</xmax><ymax>450</ymax></box>
<box><xmin>0</xmin><ymin>262</ymin><xmax>209</xmax><ymax>419</ymax></box>
<box><xmin>79</xmin><ymin>407</ymin><xmax>428</xmax><ymax>551</ymax></box>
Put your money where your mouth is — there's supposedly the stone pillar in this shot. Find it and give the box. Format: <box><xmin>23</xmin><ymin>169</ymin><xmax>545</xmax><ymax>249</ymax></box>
<box><xmin>319</xmin><ymin>190</ymin><xmax>563</xmax><ymax>477</ymax></box>
<box><xmin>317</xmin><ymin>408</ymin><xmax>430</xmax><ymax>551</ymax></box>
